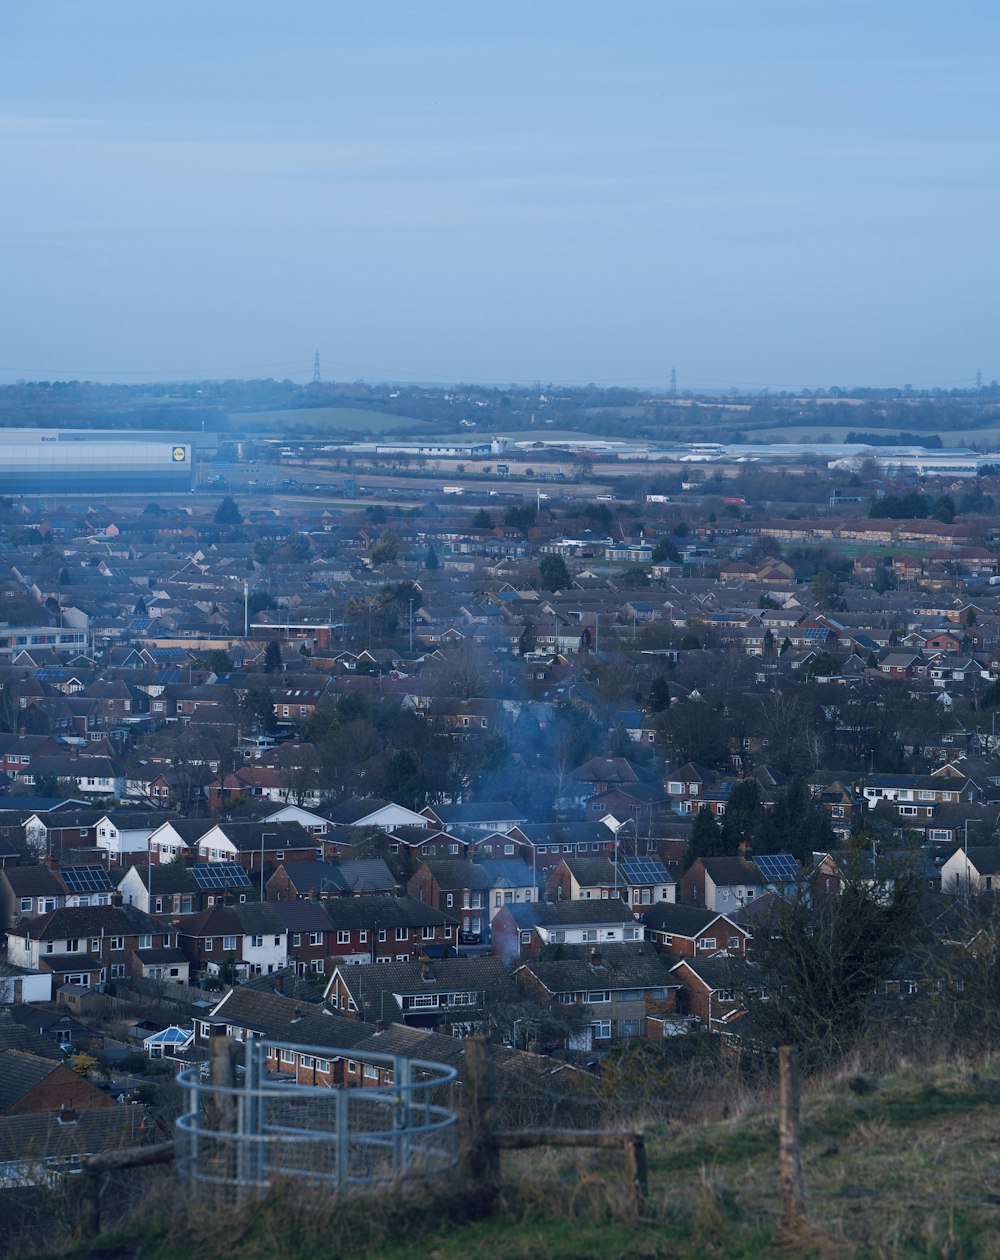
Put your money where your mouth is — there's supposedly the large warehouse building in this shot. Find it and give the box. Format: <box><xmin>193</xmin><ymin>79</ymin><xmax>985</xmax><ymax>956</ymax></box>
<box><xmin>0</xmin><ymin>431</ymin><xmax>194</xmax><ymax>493</ymax></box>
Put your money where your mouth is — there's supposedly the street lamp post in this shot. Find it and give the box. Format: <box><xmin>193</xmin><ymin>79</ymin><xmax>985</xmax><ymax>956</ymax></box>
<box><xmin>260</xmin><ymin>832</ymin><xmax>276</xmax><ymax>901</ymax></box>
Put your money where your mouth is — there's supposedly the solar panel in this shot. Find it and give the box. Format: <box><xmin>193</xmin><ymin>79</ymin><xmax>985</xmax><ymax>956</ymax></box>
<box><xmin>190</xmin><ymin>863</ymin><xmax>253</xmax><ymax>890</ymax></box>
<box><xmin>60</xmin><ymin>865</ymin><xmax>115</xmax><ymax>893</ymax></box>
<box><xmin>618</xmin><ymin>856</ymin><xmax>670</xmax><ymax>885</ymax></box>
<box><xmin>754</xmin><ymin>853</ymin><xmax>800</xmax><ymax>883</ymax></box>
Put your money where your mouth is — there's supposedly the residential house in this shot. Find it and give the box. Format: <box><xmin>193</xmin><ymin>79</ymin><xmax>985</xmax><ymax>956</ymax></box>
<box><xmin>640</xmin><ymin>903</ymin><xmax>751</xmax><ymax>958</ymax></box>
<box><xmin>407</xmin><ymin>860</ymin><xmax>493</xmax><ymax>941</ymax></box>
<box><xmin>265</xmin><ymin>859</ymin><xmax>397</xmax><ymax>901</ymax></box>
<box><xmin>324</xmin><ymin>955</ymin><xmax>514</xmax><ymax>1036</ymax></box>
<box><xmin>680</xmin><ymin>856</ymin><xmax>766</xmax><ymax>911</ymax></box>
<box><xmin>178</xmin><ymin>902</ymin><xmax>288</xmax><ymax>980</ymax></box>
<box><xmin>322</xmin><ymin>894</ymin><xmax>457</xmax><ymax>964</ymax></box>
<box><xmin>491</xmin><ymin>898</ymin><xmax>644</xmax><ymax>963</ymax></box>
<box><xmin>514</xmin><ymin>947</ymin><xmax>679</xmax><ymax>1050</ymax></box>
<box><xmin>669</xmin><ymin>957</ymin><xmax>746</xmax><ymax>1033</ymax></box>
<box><xmin>6</xmin><ymin>903</ymin><xmax>188</xmax><ymax>987</ymax></box>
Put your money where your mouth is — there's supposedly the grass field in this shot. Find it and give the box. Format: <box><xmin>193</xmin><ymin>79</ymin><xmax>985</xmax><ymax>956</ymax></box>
<box><xmin>43</xmin><ymin>1055</ymin><xmax>1000</xmax><ymax>1260</ymax></box>
<box><xmin>226</xmin><ymin>407</ymin><xmax>425</xmax><ymax>434</ymax></box>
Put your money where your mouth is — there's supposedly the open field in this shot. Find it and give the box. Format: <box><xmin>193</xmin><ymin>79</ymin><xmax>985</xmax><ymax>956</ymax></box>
<box><xmin>43</xmin><ymin>1055</ymin><xmax>1000</xmax><ymax>1260</ymax></box>
<box><xmin>226</xmin><ymin>407</ymin><xmax>426</xmax><ymax>433</ymax></box>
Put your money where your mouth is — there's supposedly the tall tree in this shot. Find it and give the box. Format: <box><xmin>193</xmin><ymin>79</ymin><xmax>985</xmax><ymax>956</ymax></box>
<box><xmin>538</xmin><ymin>554</ymin><xmax>572</xmax><ymax>591</ymax></box>
<box><xmin>214</xmin><ymin>496</ymin><xmax>242</xmax><ymax>525</ymax></box>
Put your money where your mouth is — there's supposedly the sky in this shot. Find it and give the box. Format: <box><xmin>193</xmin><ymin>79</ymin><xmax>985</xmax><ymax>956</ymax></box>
<box><xmin>0</xmin><ymin>1</ymin><xmax>997</xmax><ymax>391</ymax></box>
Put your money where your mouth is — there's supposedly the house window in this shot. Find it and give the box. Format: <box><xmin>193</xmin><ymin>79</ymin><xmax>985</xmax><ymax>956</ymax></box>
<box><xmin>223</xmin><ymin>936</ymin><xmax>237</xmax><ymax>950</ymax></box>
<box><xmin>19</xmin><ymin>897</ymin><xmax>31</xmax><ymax>912</ymax></box>
<box><xmin>281</xmin><ymin>1049</ymin><xmax>295</xmax><ymax>1064</ymax></box>
<box><xmin>395</xmin><ymin>928</ymin><xmax>408</xmax><ymax>941</ymax></box>
<box><xmin>250</xmin><ymin>935</ymin><xmax>263</xmax><ymax>948</ymax></box>
<box><xmin>624</xmin><ymin>927</ymin><xmax>639</xmax><ymax>940</ymax></box>
<box><xmin>422</xmin><ymin>926</ymin><xmax>435</xmax><ymax>940</ymax></box>
<box><xmin>585</xmin><ymin>990</ymin><xmax>610</xmax><ymax>1003</ymax></box>
<box><xmin>727</xmin><ymin>936</ymin><xmax>741</xmax><ymax>950</ymax></box>
<box><xmin>378</xmin><ymin>929</ymin><xmax>387</xmax><ymax>942</ymax></box>
<box><xmin>592</xmin><ymin>1021</ymin><xmax>612</xmax><ymax>1039</ymax></box>
<box><xmin>316</xmin><ymin>1058</ymin><xmax>331</xmax><ymax>1072</ymax></box>
<box><xmin>520</xmin><ymin>931</ymin><xmax>531</xmax><ymax>944</ymax></box>
<box><xmin>65</xmin><ymin>939</ymin><xmax>80</xmax><ymax>953</ymax></box>
<box><xmin>139</xmin><ymin>934</ymin><xmax>152</xmax><ymax>949</ymax></box>
<box><xmin>617</xmin><ymin>1018</ymin><xmax>643</xmax><ymax>1038</ymax></box>
<box><xmin>898</xmin><ymin>806</ymin><xmax>917</xmax><ymax>817</ymax></box>
<box><xmin>337</xmin><ymin>930</ymin><xmax>350</xmax><ymax>944</ymax></box>
<box><xmin>716</xmin><ymin>988</ymin><xmax>735</xmax><ymax>1002</ymax></box>
<box><xmin>697</xmin><ymin>937</ymin><xmax>717</xmax><ymax>950</ymax></box>
<box><xmin>359</xmin><ymin>930</ymin><xmax>368</xmax><ymax>943</ymax></box>
<box><xmin>309</xmin><ymin>932</ymin><xmax>322</xmax><ymax>946</ymax></box>
<box><xmin>310</xmin><ymin>959</ymin><xmax>325</xmax><ymax>974</ymax></box>
<box><xmin>504</xmin><ymin>844</ymin><xmax>515</xmax><ymax>856</ymax></box>
<box><xmin>204</xmin><ymin>938</ymin><xmax>214</xmax><ymax>951</ymax></box>
<box><xmin>292</xmin><ymin>933</ymin><xmax>301</xmax><ymax>947</ymax></box>
<box><xmin>111</xmin><ymin>963</ymin><xmax>126</xmax><ymax>979</ymax></box>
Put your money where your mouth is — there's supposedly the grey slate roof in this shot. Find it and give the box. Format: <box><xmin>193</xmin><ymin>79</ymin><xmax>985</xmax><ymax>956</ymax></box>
<box><xmin>640</xmin><ymin>903</ymin><xmax>739</xmax><ymax>937</ymax></box>
<box><xmin>516</xmin><ymin>952</ymin><xmax>675</xmax><ymax>995</ymax></box>
<box><xmin>324</xmin><ymin>895</ymin><xmax>455</xmax><ymax>931</ymax></box>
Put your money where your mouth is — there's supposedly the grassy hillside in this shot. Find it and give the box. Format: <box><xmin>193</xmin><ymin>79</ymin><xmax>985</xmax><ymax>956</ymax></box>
<box><xmin>40</xmin><ymin>1056</ymin><xmax>1000</xmax><ymax>1260</ymax></box>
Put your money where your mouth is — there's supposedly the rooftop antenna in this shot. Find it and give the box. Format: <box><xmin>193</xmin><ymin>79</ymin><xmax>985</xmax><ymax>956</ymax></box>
<box><xmin>313</xmin><ymin>352</ymin><xmax>321</xmax><ymax>385</ymax></box>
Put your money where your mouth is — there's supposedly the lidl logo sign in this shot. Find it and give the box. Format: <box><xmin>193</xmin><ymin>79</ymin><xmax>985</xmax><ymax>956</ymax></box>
<box><xmin>172</xmin><ymin>446</ymin><xmax>187</xmax><ymax>462</ymax></box>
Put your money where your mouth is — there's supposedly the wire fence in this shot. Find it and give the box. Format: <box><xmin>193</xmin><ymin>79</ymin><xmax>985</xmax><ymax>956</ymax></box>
<box><xmin>175</xmin><ymin>1037</ymin><xmax>460</xmax><ymax>1210</ymax></box>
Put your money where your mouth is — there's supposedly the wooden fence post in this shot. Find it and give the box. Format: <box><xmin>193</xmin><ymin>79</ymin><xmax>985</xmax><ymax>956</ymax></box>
<box><xmin>778</xmin><ymin>1045</ymin><xmax>805</xmax><ymax>1224</ymax></box>
<box><xmin>461</xmin><ymin>1035</ymin><xmax>499</xmax><ymax>1207</ymax></box>
<box><xmin>622</xmin><ymin>1133</ymin><xmax>648</xmax><ymax>1216</ymax></box>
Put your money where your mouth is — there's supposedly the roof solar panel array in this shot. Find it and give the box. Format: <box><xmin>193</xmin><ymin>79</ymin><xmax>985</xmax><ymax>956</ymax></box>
<box><xmin>618</xmin><ymin>856</ymin><xmax>671</xmax><ymax>885</ymax></box>
<box><xmin>754</xmin><ymin>853</ymin><xmax>799</xmax><ymax>883</ymax></box>
<box><xmin>190</xmin><ymin>863</ymin><xmax>253</xmax><ymax>890</ymax></box>
<box><xmin>59</xmin><ymin>865</ymin><xmax>115</xmax><ymax>893</ymax></box>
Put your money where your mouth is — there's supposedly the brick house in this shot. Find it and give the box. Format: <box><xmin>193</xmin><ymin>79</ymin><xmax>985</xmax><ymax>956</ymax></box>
<box><xmin>490</xmin><ymin>898</ymin><xmax>644</xmax><ymax>963</ymax></box>
<box><xmin>178</xmin><ymin>902</ymin><xmax>288</xmax><ymax>979</ymax></box>
<box><xmin>680</xmin><ymin>856</ymin><xmax>766</xmax><ymax>911</ymax></box>
<box><xmin>407</xmin><ymin>860</ymin><xmax>493</xmax><ymax>941</ymax></box>
<box><xmin>323</xmin><ymin>955</ymin><xmax>514</xmax><ymax>1035</ymax></box>
<box><xmin>513</xmin><ymin>949</ymin><xmax>679</xmax><ymax>1050</ymax></box>
<box><xmin>265</xmin><ymin>859</ymin><xmax>397</xmax><ymax>901</ymax></box>
<box><xmin>6</xmin><ymin>904</ymin><xmax>188</xmax><ymax>987</ymax></box>
<box><xmin>640</xmin><ymin>903</ymin><xmax>750</xmax><ymax>958</ymax></box>
<box><xmin>322</xmin><ymin>894</ymin><xmax>457</xmax><ymax>964</ymax></box>
<box><xmin>669</xmin><ymin>957</ymin><xmax>746</xmax><ymax>1033</ymax></box>
<box><xmin>270</xmin><ymin>900</ymin><xmax>337</xmax><ymax>979</ymax></box>
<box><xmin>0</xmin><ymin>1049</ymin><xmax>117</xmax><ymax>1116</ymax></box>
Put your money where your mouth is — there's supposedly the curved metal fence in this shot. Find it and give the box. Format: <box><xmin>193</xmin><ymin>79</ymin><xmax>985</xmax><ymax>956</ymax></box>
<box><xmin>175</xmin><ymin>1037</ymin><xmax>459</xmax><ymax>1207</ymax></box>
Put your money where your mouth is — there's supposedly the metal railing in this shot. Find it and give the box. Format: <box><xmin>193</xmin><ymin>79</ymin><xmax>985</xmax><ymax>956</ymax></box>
<box><xmin>175</xmin><ymin>1037</ymin><xmax>459</xmax><ymax>1207</ymax></box>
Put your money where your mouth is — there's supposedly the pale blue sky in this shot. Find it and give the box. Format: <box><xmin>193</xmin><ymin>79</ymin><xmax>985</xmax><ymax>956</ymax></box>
<box><xmin>1</xmin><ymin>1</ymin><xmax>997</xmax><ymax>390</ymax></box>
